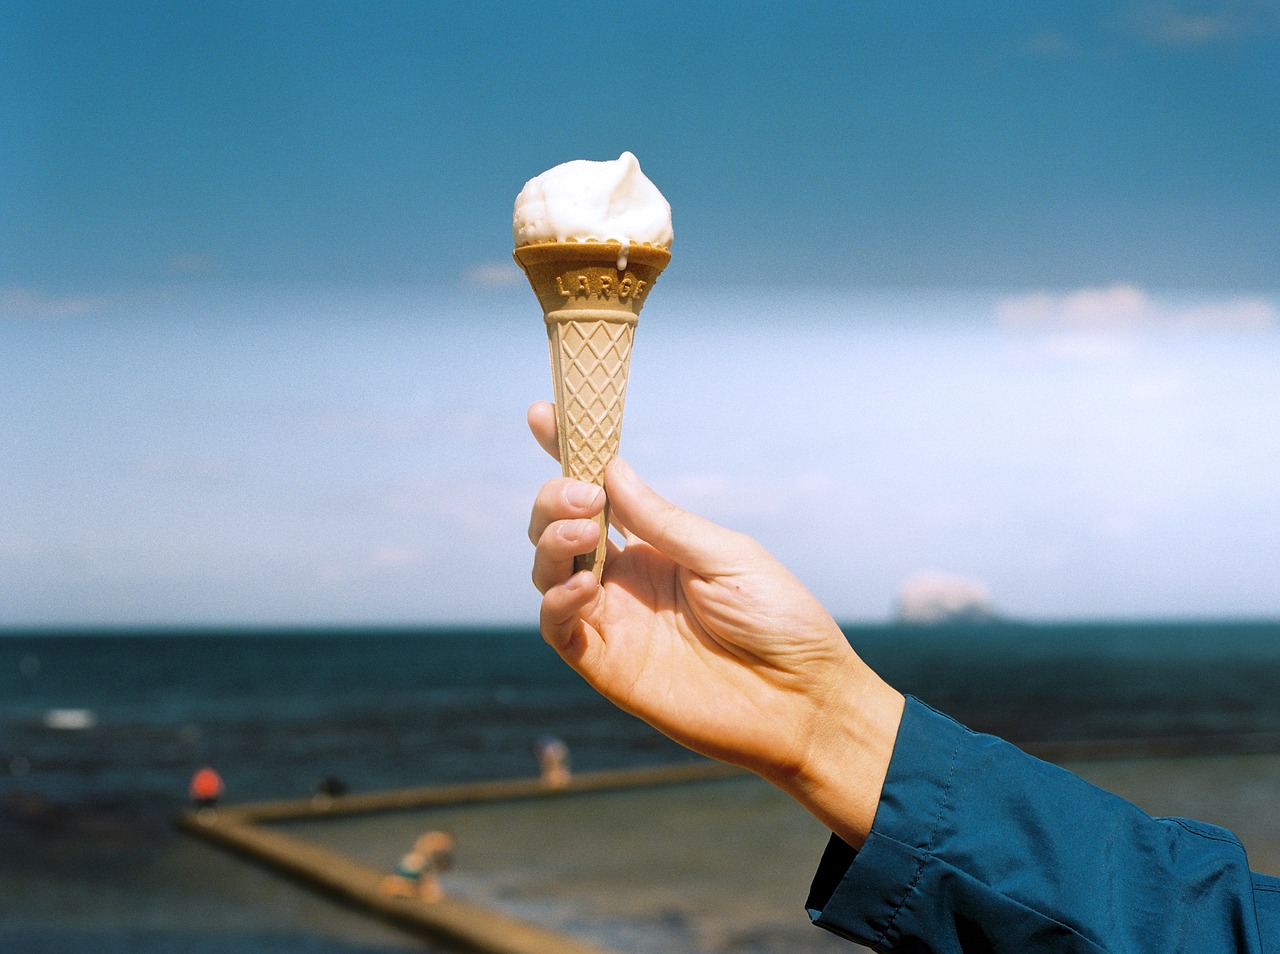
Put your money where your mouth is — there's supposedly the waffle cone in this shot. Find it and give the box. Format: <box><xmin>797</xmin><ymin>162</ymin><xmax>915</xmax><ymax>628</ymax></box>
<box><xmin>514</xmin><ymin>241</ymin><xmax>671</xmax><ymax>579</ymax></box>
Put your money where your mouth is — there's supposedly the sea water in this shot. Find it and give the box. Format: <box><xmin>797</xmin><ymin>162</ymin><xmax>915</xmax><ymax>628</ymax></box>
<box><xmin>2</xmin><ymin>622</ymin><xmax>1279</xmax><ymax>952</ymax></box>
<box><xmin>5</xmin><ymin>622</ymin><xmax>1279</xmax><ymax>810</ymax></box>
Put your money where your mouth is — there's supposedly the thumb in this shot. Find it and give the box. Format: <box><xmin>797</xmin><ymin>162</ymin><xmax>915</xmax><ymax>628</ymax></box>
<box><xmin>605</xmin><ymin>457</ymin><xmax>751</xmax><ymax>575</ymax></box>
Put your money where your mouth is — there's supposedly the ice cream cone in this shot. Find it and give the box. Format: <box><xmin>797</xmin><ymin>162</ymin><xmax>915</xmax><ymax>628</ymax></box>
<box><xmin>514</xmin><ymin>241</ymin><xmax>670</xmax><ymax>579</ymax></box>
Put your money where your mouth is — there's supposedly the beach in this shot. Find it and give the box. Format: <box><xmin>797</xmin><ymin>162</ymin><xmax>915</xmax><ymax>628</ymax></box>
<box><xmin>279</xmin><ymin>754</ymin><xmax>1280</xmax><ymax>953</ymax></box>
<box><xmin>7</xmin><ymin>754</ymin><xmax>1280</xmax><ymax>954</ymax></box>
<box><xmin>4</xmin><ymin>624</ymin><xmax>1280</xmax><ymax>952</ymax></box>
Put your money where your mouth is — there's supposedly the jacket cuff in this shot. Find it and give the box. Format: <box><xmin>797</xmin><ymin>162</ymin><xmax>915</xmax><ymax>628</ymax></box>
<box><xmin>805</xmin><ymin>695</ymin><xmax>964</xmax><ymax>948</ymax></box>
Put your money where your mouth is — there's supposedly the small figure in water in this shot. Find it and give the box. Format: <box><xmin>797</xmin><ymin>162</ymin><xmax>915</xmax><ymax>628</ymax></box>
<box><xmin>188</xmin><ymin>766</ymin><xmax>225</xmax><ymax>824</ymax></box>
<box><xmin>312</xmin><ymin>775</ymin><xmax>348</xmax><ymax>808</ymax></box>
<box><xmin>379</xmin><ymin>831</ymin><xmax>454</xmax><ymax>903</ymax></box>
<box><xmin>189</xmin><ymin>766</ymin><xmax>224</xmax><ymax>809</ymax></box>
<box><xmin>534</xmin><ymin>734</ymin><xmax>571</xmax><ymax>788</ymax></box>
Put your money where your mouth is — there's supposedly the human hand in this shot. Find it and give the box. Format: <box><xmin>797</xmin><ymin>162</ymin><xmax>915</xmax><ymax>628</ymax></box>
<box><xmin>527</xmin><ymin>401</ymin><xmax>903</xmax><ymax>845</ymax></box>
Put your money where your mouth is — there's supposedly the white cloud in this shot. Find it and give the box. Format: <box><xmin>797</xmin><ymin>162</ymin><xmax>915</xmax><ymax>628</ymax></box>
<box><xmin>1149</xmin><ymin>13</ymin><xmax>1237</xmax><ymax>43</ymax></box>
<box><xmin>0</xmin><ymin>286</ymin><xmax>108</xmax><ymax>320</ymax></box>
<box><xmin>1019</xmin><ymin>5</ymin><xmax>1273</xmax><ymax>60</ymax></box>
<box><xmin>464</xmin><ymin>261</ymin><xmax>522</xmax><ymax>288</ymax></box>
<box><xmin>1176</xmin><ymin>297</ymin><xmax>1278</xmax><ymax>330</ymax></box>
<box><xmin>1127</xmin><ymin>4</ymin><xmax>1270</xmax><ymax>46</ymax></box>
<box><xmin>996</xmin><ymin>283</ymin><xmax>1154</xmax><ymax>328</ymax></box>
<box><xmin>996</xmin><ymin>284</ymin><xmax>1276</xmax><ymax>332</ymax></box>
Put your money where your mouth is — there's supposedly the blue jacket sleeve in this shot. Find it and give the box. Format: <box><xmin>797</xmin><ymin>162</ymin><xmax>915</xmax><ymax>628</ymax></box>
<box><xmin>807</xmin><ymin>696</ymin><xmax>1276</xmax><ymax>953</ymax></box>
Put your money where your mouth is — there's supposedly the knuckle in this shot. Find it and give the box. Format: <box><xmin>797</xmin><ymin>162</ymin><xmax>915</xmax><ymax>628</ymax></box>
<box><xmin>726</xmin><ymin>528</ymin><xmax>763</xmax><ymax>557</ymax></box>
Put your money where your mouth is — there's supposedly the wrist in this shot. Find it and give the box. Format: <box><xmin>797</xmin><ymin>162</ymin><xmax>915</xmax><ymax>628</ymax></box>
<box><xmin>782</xmin><ymin>664</ymin><xmax>905</xmax><ymax>849</ymax></box>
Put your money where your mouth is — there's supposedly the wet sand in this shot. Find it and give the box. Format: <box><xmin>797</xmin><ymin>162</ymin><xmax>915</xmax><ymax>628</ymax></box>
<box><xmin>284</xmin><ymin>776</ymin><xmax>853</xmax><ymax>953</ymax></box>
<box><xmin>284</xmin><ymin>752</ymin><xmax>1280</xmax><ymax>953</ymax></box>
<box><xmin>6</xmin><ymin>752</ymin><xmax>1278</xmax><ymax>953</ymax></box>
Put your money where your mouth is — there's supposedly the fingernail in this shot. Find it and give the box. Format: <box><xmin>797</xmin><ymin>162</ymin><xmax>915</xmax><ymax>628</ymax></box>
<box><xmin>557</xmin><ymin>520</ymin><xmax>585</xmax><ymax>543</ymax></box>
<box><xmin>609</xmin><ymin>457</ymin><xmax>634</xmax><ymax>483</ymax></box>
<box><xmin>566</xmin><ymin>482</ymin><xmax>604</xmax><ymax>508</ymax></box>
<box><xmin>564</xmin><ymin>570</ymin><xmax>593</xmax><ymax>592</ymax></box>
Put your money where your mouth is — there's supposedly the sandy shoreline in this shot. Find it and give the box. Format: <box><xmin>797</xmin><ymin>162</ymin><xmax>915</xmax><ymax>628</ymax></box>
<box><xmin>5</xmin><ymin>749</ymin><xmax>1279</xmax><ymax>953</ymax></box>
<box><xmin>280</xmin><ymin>751</ymin><xmax>1280</xmax><ymax>952</ymax></box>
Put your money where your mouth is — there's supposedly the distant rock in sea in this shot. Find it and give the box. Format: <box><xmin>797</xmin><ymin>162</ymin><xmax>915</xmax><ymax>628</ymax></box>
<box><xmin>895</xmin><ymin>571</ymin><xmax>995</xmax><ymax>624</ymax></box>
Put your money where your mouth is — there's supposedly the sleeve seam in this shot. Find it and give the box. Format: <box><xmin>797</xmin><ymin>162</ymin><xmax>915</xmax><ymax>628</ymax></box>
<box><xmin>873</xmin><ymin>733</ymin><xmax>960</xmax><ymax>948</ymax></box>
<box><xmin>1163</xmin><ymin>816</ymin><xmax>1246</xmax><ymax>848</ymax></box>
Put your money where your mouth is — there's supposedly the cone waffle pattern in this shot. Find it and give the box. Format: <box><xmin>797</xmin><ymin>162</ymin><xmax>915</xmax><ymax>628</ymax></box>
<box><xmin>551</xmin><ymin>318</ymin><xmax>634</xmax><ymax>489</ymax></box>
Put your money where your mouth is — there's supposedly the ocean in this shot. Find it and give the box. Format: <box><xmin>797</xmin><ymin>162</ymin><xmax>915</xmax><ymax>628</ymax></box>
<box><xmin>3</xmin><ymin>621</ymin><xmax>1279</xmax><ymax>952</ymax></box>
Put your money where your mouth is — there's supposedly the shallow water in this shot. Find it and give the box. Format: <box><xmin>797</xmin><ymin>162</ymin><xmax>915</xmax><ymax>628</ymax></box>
<box><xmin>6</xmin><ymin>753</ymin><xmax>1279</xmax><ymax>953</ymax></box>
<box><xmin>283</xmin><ymin>753</ymin><xmax>1280</xmax><ymax>953</ymax></box>
<box><xmin>5</xmin><ymin>624</ymin><xmax>1279</xmax><ymax>952</ymax></box>
<box><xmin>285</xmin><ymin>776</ymin><xmax>855</xmax><ymax>953</ymax></box>
<box><xmin>0</xmin><ymin>820</ymin><xmax>439</xmax><ymax>953</ymax></box>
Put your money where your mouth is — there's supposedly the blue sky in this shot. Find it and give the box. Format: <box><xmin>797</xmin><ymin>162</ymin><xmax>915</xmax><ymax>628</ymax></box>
<box><xmin>6</xmin><ymin>0</ymin><xmax>1278</xmax><ymax>291</ymax></box>
<box><xmin>3</xmin><ymin>2</ymin><xmax>1278</xmax><ymax>625</ymax></box>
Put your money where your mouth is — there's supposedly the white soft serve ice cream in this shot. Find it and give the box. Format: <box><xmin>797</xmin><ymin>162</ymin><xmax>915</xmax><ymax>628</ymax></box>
<box><xmin>513</xmin><ymin>152</ymin><xmax>673</xmax><ymax>250</ymax></box>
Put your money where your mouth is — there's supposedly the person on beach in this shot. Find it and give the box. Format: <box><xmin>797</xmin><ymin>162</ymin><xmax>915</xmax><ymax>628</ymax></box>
<box><xmin>311</xmin><ymin>775</ymin><xmax>348</xmax><ymax>807</ymax></box>
<box><xmin>534</xmin><ymin>734</ymin><xmax>572</xmax><ymax>788</ymax></box>
<box><xmin>379</xmin><ymin>831</ymin><xmax>454</xmax><ymax>903</ymax></box>
<box><xmin>188</xmin><ymin>766</ymin><xmax>224</xmax><ymax>809</ymax></box>
<box><xmin>525</xmin><ymin>400</ymin><xmax>1279</xmax><ymax>953</ymax></box>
